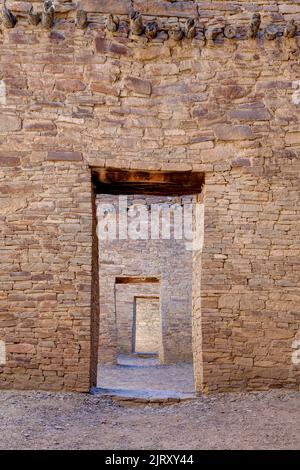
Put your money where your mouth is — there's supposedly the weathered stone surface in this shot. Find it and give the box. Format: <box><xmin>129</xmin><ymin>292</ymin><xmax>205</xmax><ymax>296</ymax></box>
<box><xmin>0</xmin><ymin>156</ymin><xmax>21</xmax><ymax>167</ymax></box>
<box><xmin>285</xmin><ymin>132</ymin><xmax>300</xmax><ymax>145</ymax></box>
<box><xmin>91</xmin><ymin>83</ymin><xmax>119</xmax><ymax>96</ymax></box>
<box><xmin>0</xmin><ymin>81</ymin><xmax>6</xmax><ymax>106</ymax></box>
<box><xmin>135</xmin><ymin>0</ymin><xmax>197</xmax><ymax>17</ymax></box>
<box><xmin>135</xmin><ymin>46</ymin><xmax>171</xmax><ymax>61</ymax></box>
<box><xmin>82</xmin><ymin>0</ymin><xmax>131</xmax><ymax>14</ymax></box>
<box><xmin>229</xmin><ymin>108</ymin><xmax>271</xmax><ymax>121</ymax></box>
<box><xmin>98</xmin><ymin>193</ymin><xmax>194</xmax><ymax>364</ymax></box>
<box><xmin>7</xmin><ymin>343</ymin><xmax>35</xmax><ymax>354</ymax></box>
<box><xmin>24</xmin><ymin>121</ymin><xmax>56</xmax><ymax>132</ymax></box>
<box><xmin>6</xmin><ymin>2</ymin><xmax>32</xmax><ymax>13</ymax></box>
<box><xmin>232</xmin><ymin>157</ymin><xmax>251</xmax><ymax>167</ymax></box>
<box><xmin>124</xmin><ymin>76</ymin><xmax>152</xmax><ymax>96</ymax></box>
<box><xmin>47</xmin><ymin>151</ymin><xmax>83</xmax><ymax>162</ymax></box>
<box><xmin>278</xmin><ymin>4</ymin><xmax>300</xmax><ymax>14</ymax></box>
<box><xmin>0</xmin><ymin>1</ymin><xmax>300</xmax><ymax>396</ymax></box>
<box><xmin>215</xmin><ymin>85</ymin><xmax>250</xmax><ymax>100</ymax></box>
<box><xmin>95</xmin><ymin>38</ymin><xmax>130</xmax><ymax>56</ymax></box>
<box><xmin>256</xmin><ymin>81</ymin><xmax>292</xmax><ymax>91</ymax></box>
<box><xmin>55</xmin><ymin>80</ymin><xmax>86</xmax><ymax>93</ymax></box>
<box><xmin>114</xmin><ymin>282</ymin><xmax>160</xmax><ymax>357</ymax></box>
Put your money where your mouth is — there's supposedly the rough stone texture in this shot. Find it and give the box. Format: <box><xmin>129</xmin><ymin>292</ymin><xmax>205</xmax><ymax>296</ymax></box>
<box><xmin>3</xmin><ymin>390</ymin><xmax>300</xmax><ymax>450</ymax></box>
<box><xmin>98</xmin><ymin>355</ymin><xmax>194</xmax><ymax>394</ymax></box>
<box><xmin>83</xmin><ymin>0</ymin><xmax>131</xmax><ymax>15</ymax></box>
<box><xmin>135</xmin><ymin>298</ymin><xmax>161</xmax><ymax>354</ymax></box>
<box><xmin>214</xmin><ymin>124</ymin><xmax>254</xmax><ymax>141</ymax></box>
<box><xmin>0</xmin><ymin>162</ymin><xmax>93</xmax><ymax>392</ymax></box>
<box><xmin>1</xmin><ymin>1</ymin><xmax>300</xmax><ymax>393</ymax></box>
<box><xmin>0</xmin><ymin>81</ymin><xmax>6</xmax><ymax>106</ymax></box>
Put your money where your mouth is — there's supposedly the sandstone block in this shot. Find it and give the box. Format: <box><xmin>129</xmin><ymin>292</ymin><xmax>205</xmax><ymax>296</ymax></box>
<box><xmin>279</xmin><ymin>4</ymin><xmax>300</xmax><ymax>14</ymax></box>
<box><xmin>135</xmin><ymin>46</ymin><xmax>170</xmax><ymax>61</ymax></box>
<box><xmin>134</xmin><ymin>0</ymin><xmax>197</xmax><ymax>17</ymax></box>
<box><xmin>232</xmin><ymin>157</ymin><xmax>251</xmax><ymax>167</ymax></box>
<box><xmin>266</xmin><ymin>329</ymin><xmax>294</xmax><ymax>340</ymax></box>
<box><xmin>95</xmin><ymin>38</ymin><xmax>130</xmax><ymax>57</ymax></box>
<box><xmin>24</xmin><ymin>121</ymin><xmax>56</xmax><ymax>132</ymax></box>
<box><xmin>215</xmin><ymin>85</ymin><xmax>250</xmax><ymax>100</ymax></box>
<box><xmin>285</xmin><ymin>132</ymin><xmax>300</xmax><ymax>145</ymax></box>
<box><xmin>219</xmin><ymin>294</ymin><xmax>239</xmax><ymax>310</ymax></box>
<box><xmin>82</xmin><ymin>0</ymin><xmax>130</xmax><ymax>14</ymax></box>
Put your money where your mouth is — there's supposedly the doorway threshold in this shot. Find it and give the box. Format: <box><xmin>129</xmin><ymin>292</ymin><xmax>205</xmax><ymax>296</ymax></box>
<box><xmin>90</xmin><ymin>386</ymin><xmax>196</xmax><ymax>406</ymax></box>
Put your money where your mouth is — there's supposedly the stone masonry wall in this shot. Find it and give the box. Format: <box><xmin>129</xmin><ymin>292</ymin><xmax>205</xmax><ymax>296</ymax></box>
<box><xmin>135</xmin><ymin>297</ymin><xmax>161</xmax><ymax>354</ymax></box>
<box><xmin>1</xmin><ymin>0</ymin><xmax>300</xmax><ymax>392</ymax></box>
<box><xmin>97</xmin><ymin>194</ymin><xmax>194</xmax><ymax>364</ymax></box>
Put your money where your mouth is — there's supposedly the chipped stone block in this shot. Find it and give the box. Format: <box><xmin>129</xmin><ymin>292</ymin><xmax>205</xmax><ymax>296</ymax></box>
<box><xmin>47</xmin><ymin>151</ymin><xmax>83</xmax><ymax>161</ymax></box>
<box><xmin>0</xmin><ymin>114</ymin><xmax>21</xmax><ymax>133</ymax></box>
<box><xmin>0</xmin><ymin>81</ymin><xmax>6</xmax><ymax>106</ymax></box>
<box><xmin>124</xmin><ymin>76</ymin><xmax>152</xmax><ymax>95</ymax></box>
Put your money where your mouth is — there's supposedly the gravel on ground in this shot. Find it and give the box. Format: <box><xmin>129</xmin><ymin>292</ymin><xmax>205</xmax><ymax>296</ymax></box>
<box><xmin>1</xmin><ymin>389</ymin><xmax>300</xmax><ymax>450</ymax></box>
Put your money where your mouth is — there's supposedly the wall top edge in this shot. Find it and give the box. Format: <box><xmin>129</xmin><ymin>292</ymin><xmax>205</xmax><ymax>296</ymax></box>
<box><xmin>5</xmin><ymin>1</ymin><xmax>300</xmax><ymax>19</ymax></box>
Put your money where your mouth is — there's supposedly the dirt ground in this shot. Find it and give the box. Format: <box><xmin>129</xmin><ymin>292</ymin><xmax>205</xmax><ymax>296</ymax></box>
<box><xmin>0</xmin><ymin>389</ymin><xmax>300</xmax><ymax>450</ymax></box>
